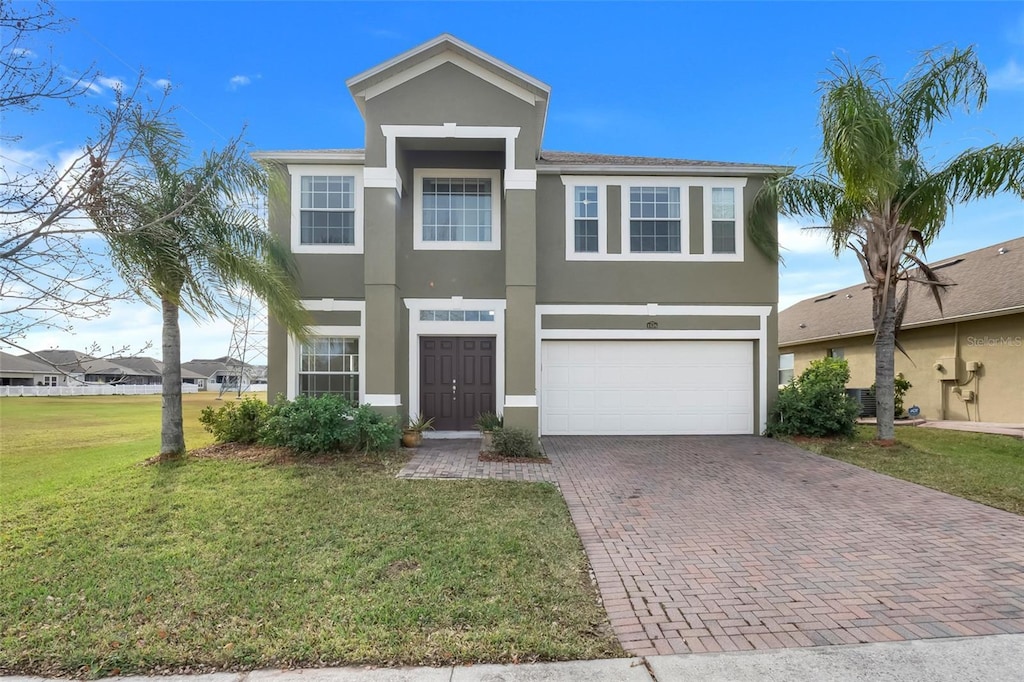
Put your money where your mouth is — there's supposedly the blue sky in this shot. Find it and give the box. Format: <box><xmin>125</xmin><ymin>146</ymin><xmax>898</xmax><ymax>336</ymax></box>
<box><xmin>6</xmin><ymin>1</ymin><xmax>1024</xmax><ymax>360</ymax></box>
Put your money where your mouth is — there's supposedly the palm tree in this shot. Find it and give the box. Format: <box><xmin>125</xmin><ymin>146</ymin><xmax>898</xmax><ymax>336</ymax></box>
<box><xmin>86</xmin><ymin>116</ymin><xmax>307</xmax><ymax>459</ymax></box>
<box><xmin>750</xmin><ymin>46</ymin><xmax>1024</xmax><ymax>441</ymax></box>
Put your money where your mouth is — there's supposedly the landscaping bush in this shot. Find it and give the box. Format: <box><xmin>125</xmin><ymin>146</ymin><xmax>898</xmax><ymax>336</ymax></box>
<box><xmin>262</xmin><ymin>394</ymin><xmax>399</xmax><ymax>454</ymax></box>
<box><xmin>765</xmin><ymin>357</ymin><xmax>860</xmax><ymax>438</ymax></box>
<box><xmin>873</xmin><ymin>372</ymin><xmax>913</xmax><ymax>418</ymax></box>
<box><xmin>491</xmin><ymin>426</ymin><xmax>541</xmax><ymax>458</ymax></box>
<box><xmin>198</xmin><ymin>396</ymin><xmax>270</xmax><ymax>444</ymax></box>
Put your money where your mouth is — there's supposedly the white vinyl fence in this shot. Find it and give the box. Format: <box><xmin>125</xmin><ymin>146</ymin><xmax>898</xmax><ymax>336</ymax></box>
<box><xmin>0</xmin><ymin>384</ymin><xmax>201</xmax><ymax>397</ymax></box>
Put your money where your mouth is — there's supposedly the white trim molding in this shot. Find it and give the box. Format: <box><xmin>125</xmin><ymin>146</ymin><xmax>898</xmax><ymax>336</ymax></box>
<box><xmin>302</xmin><ymin>298</ymin><xmax>366</xmax><ymax>313</ymax></box>
<box><xmin>504</xmin><ymin>394</ymin><xmax>537</xmax><ymax>408</ymax></box>
<box><xmin>365</xmin><ymin>393</ymin><xmax>402</xmax><ymax>407</ymax></box>
<box><xmin>535</xmin><ymin>304</ymin><xmax>772</xmax><ymax>435</ymax></box>
<box><xmin>559</xmin><ymin>175</ymin><xmax>748</xmax><ymax>262</ymax></box>
<box><xmin>404</xmin><ymin>297</ymin><xmax>507</xmax><ymax>422</ymax></box>
<box><xmin>413</xmin><ymin>168</ymin><xmax>502</xmax><ymax>251</ymax></box>
<box><xmin>287</xmin><ymin>164</ymin><xmax>365</xmax><ymax>255</ymax></box>
<box><xmin>363</xmin><ymin>166</ymin><xmax>403</xmax><ymax>195</ymax></box>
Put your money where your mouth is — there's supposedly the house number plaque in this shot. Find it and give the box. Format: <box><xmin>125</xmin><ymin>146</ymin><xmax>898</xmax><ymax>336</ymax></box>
<box><xmin>646</xmin><ymin>321</ymin><xmax>659</xmax><ymax>329</ymax></box>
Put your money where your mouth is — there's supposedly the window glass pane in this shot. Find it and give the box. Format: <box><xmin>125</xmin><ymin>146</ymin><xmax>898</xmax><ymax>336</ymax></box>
<box><xmin>574</xmin><ymin>219</ymin><xmax>599</xmax><ymax>253</ymax></box>
<box><xmin>298</xmin><ymin>176</ymin><xmax>356</xmax><ymax>245</ymax></box>
<box><xmin>712</xmin><ymin>220</ymin><xmax>736</xmax><ymax>254</ymax></box>
<box><xmin>421</xmin><ymin>176</ymin><xmax>494</xmax><ymax>242</ymax></box>
<box><xmin>298</xmin><ymin>336</ymin><xmax>359</xmax><ymax>401</ymax></box>
<box><xmin>629</xmin><ymin>220</ymin><xmax>682</xmax><ymax>253</ymax></box>
<box><xmin>712</xmin><ymin>187</ymin><xmax>735</xmax><ymax>219</ymax></box>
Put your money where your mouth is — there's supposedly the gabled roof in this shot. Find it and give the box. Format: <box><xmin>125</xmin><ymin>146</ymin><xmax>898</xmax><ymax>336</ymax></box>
<box><xmin>346</xmin><ymin>34</ymin><xmax>551</xmax><ymax>153</ymax></box>
<box><xmin>0</xmin><ymin>350</ymin><xmax>55</xmax><ymax>374</ymax></box>
<box><xmin>26</xmin><ymin>349</ymin><xmax>129</xmax><ymax>376</ymax></box>
<box><xmin>182</xmin><ymin>357</ymin><xmax>252</xmax><ymax>377</ymax></box>
<box><xmin>779</xmin><ymin>236</ymin><xmax>1024</xmax><ymax>347</ymax></box>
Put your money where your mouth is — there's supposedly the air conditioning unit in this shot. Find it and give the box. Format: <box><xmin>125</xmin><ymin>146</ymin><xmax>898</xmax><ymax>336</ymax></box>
<box><xmin>845</xmin><ymin>388</ymin><xmax>877</xmax><ymax>417</ymax></box>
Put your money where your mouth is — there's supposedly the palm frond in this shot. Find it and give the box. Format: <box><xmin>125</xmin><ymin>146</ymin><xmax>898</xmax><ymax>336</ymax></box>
<box><xmin>893</xmin><ymin>46</ymin><xmax>987</xmax><ymax>150</ymax></box>
<box><xmin>921</xmin><ymin>140</ymin><xmax>1024</xmax><ymax>205</ymax></box>
<box><xmin>747</xmin><ymin>173</ymin><xmax>847</xmax><ymax>262</ymax></box>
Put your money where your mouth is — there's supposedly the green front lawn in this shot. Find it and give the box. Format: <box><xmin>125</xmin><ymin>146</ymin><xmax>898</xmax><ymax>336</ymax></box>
<box><xmin>792</xmin><ymin>425</ymin><xmax>1024</xmax><ymax>514</ymax></box>
<box><xmin>0</xmin><ymin>395</ymin><xmax>619</xmax><ymax>677</ymax></box>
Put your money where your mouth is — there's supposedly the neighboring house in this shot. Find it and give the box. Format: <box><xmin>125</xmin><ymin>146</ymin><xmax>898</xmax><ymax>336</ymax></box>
<box><xmin>255</xmin><ymin>34</ymin><xmax>784</xmax><ymax>436</ymax></box>
<box><xmin>181</xmin><ymin>357</ymin><xmax>254</xmax><ymax>389</ymax></box>
<box><xmin>25</xmin><ymin>350</ymin><xmax>161</xmax><ymax>385</ymax></box>
<box><xmin>0</xmin><ymin>351</ymin><xmax>66</xmax><ymax>386</ymax></box>
<box><xmin>111</xmin><ymin>356</ymin><xmax>208</xmax><ymax>386</ymax></box>
<box><xmin>779</xmin><ymin>237</ymin><xmax>1024</xmax><ymax>424</ymax></box>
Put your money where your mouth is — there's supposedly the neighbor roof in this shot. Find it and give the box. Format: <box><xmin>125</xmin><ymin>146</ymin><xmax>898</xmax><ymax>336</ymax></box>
<box><xmin>0</xmin><ymin>350</ymin><xmax>55</xmax><ymax>374</ymax></box>
<box><xmin>779</xmin><ymin>236</ymin><xmax>1024</xmax><ymax>347</ymax></box>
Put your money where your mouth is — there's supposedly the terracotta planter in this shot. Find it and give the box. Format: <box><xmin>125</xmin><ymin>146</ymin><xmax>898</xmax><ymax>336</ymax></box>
<box><xmin>480</xmin><ymin>430</ymin><xmax>494</xmax><ymax>452</ymax></box>
<box><xmin>402</xmin><ymin>430</ymin><xmax>423</xmax><ymax>448</ymax></box>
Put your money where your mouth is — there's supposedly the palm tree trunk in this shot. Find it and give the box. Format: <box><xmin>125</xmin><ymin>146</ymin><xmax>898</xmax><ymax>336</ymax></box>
<box><xmin>874</xmin><ymin>284</ymin><xmax>898</xmax><ymax>442</ymax></box>
<box><xmin>160</xmin><ymin>297</ymin><xmax>186</xmax><ymax>459</ymax></box>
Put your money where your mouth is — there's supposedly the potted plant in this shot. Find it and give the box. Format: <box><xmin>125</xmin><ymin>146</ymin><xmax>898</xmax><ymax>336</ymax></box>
<box><xmin>401</xmin><ymin>414</ymin><xmax>434</xmax><ymax>448</ymax></box>
<box><xmin>475</xmin><ymin>412</ymin><xmax>503</xmax><ymax>452</ymax></box>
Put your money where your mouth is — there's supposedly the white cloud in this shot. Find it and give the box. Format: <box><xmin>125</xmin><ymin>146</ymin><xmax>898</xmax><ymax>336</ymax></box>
<box><xmin>227</xmin><ymin>74</ymin><xmax>260</xmax><ymax>91</ymax></box>
<box><xmin>10</xmin><ymin>47</ymin><xmax>36</xmax><ymax>58</ymax></box>
<box><xmin>990</xmin><ymin>59</ymin><xmax>1024</xmax><ymax>90</ymax></box>
<box><xmin>776</xmin><ymin>218</ymin><xmax>834</xmax><ymax>255</ymax></box>
<box><xmin>96</xmin><ymin>75</ymin><xmax>124</xmax><ymax>92</ymax></box>
<box><xmin>152</xmin><ymin>78</ymin><xmax>172</xmax><ymax>90</ymax></box>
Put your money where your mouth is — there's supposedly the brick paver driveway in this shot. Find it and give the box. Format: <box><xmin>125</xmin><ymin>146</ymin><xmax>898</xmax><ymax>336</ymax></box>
<box><xmin>545</xmin><ymin>436</ymin><xmax>1024</xmax><ymax>656</ymax></box>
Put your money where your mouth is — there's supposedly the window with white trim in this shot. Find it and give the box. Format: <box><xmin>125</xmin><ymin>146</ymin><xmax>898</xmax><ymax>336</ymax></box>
<box><xmin>414</xmin><ymin>169</ymin><xmax>501</xmax><ymax>250</ymax></box>
<box><xmin>779</xmin><ymin>353</ymin><xmax>795</xmax><ymax>385</ymax></box>
<box><xmin>711</xmin><ymin>187</ymin><xmax>736</xmax><ymax>254</ymax></box>
<box><xmin>299</xmin><ymin>337</ymin><xmax>360</xmax><ymax>402</ymax></box>
<box><xmin>573</xmin><ymin>186</ymin><xmax>599</xmax><ymax>253</ymax></box>
<box><xmin>288</xmin><ymin>165</ymin><xmax>363</xmax><ymax>254</ymax></box>
<box><xmin>629</xmin><ymin>186</ymin><xmax>681</xmax><ymax>253</ymax></box>
<box><xmin>419</xmin><ymin>309</ymin><xmax>496</xmax><ymax>322</ymax></box>
<box><xmin>42</xmin><ymin>375</ymin><xmax>58</xmax><ymax>386</ymax></box>
<box><xmin>299</xmin><ymin>175</ymin><xmax>355</xmax><ymax>245</ymax></box>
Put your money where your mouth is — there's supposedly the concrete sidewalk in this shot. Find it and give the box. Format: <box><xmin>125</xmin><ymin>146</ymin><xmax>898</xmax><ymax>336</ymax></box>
<box><xmin>6</xmin><ymin>634</ymin><xmax>1023</xmax><ymax>681</ymax></box>
<box><xmin>918</xmin><ymin>420</ymin><xmax>1024</xmax><ymax>438</ymax></box>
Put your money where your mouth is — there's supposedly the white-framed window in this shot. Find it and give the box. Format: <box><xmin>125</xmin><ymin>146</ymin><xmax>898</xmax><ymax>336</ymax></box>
<box><xmin>629</xmin><ymin>186</ymin><xmax>681</xmax><ymax>253</ymax></box>
<box><xmin>42</xmin><ymin>375</ymin><xmax>58</xmax><ymax>386</ymax></box>
<box><xmin>288</xmin><ymin>164</ymin><xmax>363</xmax><ymax>254</ymax></box>
<box><xmin>573</xmin><ymin>186</ymin><xmax>600</xmax><ymax>253</ymax></box>
<box><xmin>413</xmin><ymin>168</ymin><xmax>501</xmax><ymax>250</ymax></box>
<box><xmin>419</xmin><ymin>309</ymin><xmax>496</xmax><ymax>322</ymax></box>
<box><xmin>298</xmin><ymin>337</ymin><xmax>360</xmax><ymax>402</ymax></box>
<box><xmin>711</xmin><ymin>187</ymin><xmax>736</xmax><ymax>254</ymax></box>
<box><xmin>828</xmin><ymin>347</ymin><xmax>845</xmax><ymax>360</ymax></box>
<box><xmin>779</xmin><ymin>353</ymin><xmax>795</xmax><ymax>385</ymax></box>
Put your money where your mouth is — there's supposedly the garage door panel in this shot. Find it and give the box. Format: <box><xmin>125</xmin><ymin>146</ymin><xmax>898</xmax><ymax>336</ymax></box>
<box><xmin>541</xmin><ymin>340</ymin><xmax>753</xmax><ymax>435</ymax></box>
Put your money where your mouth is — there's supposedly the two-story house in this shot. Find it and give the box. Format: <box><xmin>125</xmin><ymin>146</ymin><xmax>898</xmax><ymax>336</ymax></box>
<box><xmin>256</xmin><ymin>35</ymin><xmax>783</xmax><ymax>436</ymax></box>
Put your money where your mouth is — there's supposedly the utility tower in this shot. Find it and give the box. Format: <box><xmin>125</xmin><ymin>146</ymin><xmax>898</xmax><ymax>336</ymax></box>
<box><xmin>219</xmin><ymin>292</ymin><xmax>268</xmax><ymax>399</ymax></box>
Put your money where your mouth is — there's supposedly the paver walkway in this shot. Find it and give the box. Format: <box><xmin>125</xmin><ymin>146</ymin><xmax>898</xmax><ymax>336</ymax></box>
<box><xmin>545</xmin><ymin>436</ymin><xmax>1024</xmax><ymax>657</ymax></box>
<box><xmin>397</xmin><ymin>438</ymin><xmax>557</xmax><ymax>482</ymax></box>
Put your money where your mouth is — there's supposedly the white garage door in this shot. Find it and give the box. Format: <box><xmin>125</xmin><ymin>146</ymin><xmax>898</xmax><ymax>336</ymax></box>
<box><xmin>541</xmin><ymin>340</ymin><xmax>754</xmax><ymax>435</ymax></box>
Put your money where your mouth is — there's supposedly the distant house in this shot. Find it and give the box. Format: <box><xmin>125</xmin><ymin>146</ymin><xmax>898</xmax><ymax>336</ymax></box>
<box><xmin>181</xmin><ymin>357</ymin><xmax>256</xmax><ymax>390</ymax></box>
<box><xmin>26</xmin><ymin>349</ymin><xmax>158</xmax><ymax>385</ymax></box>
<box><xmin>0</xmin><ymin>351</ymin><xmax>66</xmax><ymax>386</ymax></box>
<box><xmin>110</xmin><ymin>356</ymin><xmax>208</xmax><ymax>386</ymax></box>
<box><xmin>779</xmin><ymin>237</ymin><xmax>1023</xmax><ymax>424</ymax></box>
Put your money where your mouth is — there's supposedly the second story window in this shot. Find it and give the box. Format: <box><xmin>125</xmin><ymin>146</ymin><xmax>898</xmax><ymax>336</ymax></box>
<box><xmin>629</xmin><ymin>186</ymin><xmax>681</xmax><ymax>253</ymax></box>
<box><xmin>300</xmin><ymin>176</ymin><xmax>355</xmax><ymax>245</ymax></box>
<box><xmin>711</xmin><ymin>187</ymin><xmax>736</xmax><ymax>254</ymax></box>
<box><xmin>573</xmin><ymin>186</ymin><xmax>599</xmax><ymax>253</ymax></box>
<box><xmin>414</xmin><ymin>169</ymin><xmax>502</xmax><ymax>250</ymax></box>
<box><xmin>288</xmin><ymin>164</ymin><xmax>363</xmax><ymax>254</ymax></box>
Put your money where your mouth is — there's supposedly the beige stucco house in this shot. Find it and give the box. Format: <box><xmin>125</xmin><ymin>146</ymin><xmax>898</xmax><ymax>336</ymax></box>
<box><xmin>257</xmin><ymin>35</ymin><xmax>786</xmax><ymax>436</ymax></box>
<box><xmin>779</xmin><ymin>237</ymin><xmax>1023</xmax><ymax>424</ymax></box>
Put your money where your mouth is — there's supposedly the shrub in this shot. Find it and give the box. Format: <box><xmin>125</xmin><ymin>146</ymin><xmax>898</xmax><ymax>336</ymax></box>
<box><xmin>872</xmin><ymin>373</ymin><xmax>913</xmax><ymax>418</ymax></box>
<box><xmin>475</xmin><ymin>411</ymin><xmax>503</xmax><ymax>431</ymax></box>
<box><xmin>491</xmin><ymin>427</ymin><xmax>541</xmax><ymax>458</ymax></box>
<box><xmin>262</xmin><ymin>395</ymin><xmax>399</xmax><ymax>454</ymax></box>
<box><xmin>765</xmin><ymin>357</ymin><xmax>860</xmax><ymax>438</ymax></box>
<box><xmin>199</xmin><ymin>396</ymin><xmax>270</xmax><ymax>444</ymax></box>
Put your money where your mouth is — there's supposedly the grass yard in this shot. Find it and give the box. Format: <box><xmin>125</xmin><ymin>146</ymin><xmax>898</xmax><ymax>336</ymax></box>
<box><xmin>0</xmin><ymin>394</ymin><xmax>619</xmax><ymax>677</ymax></box>
<box><xmin>792</xmin><ymin>425</ymin><xmax>1024</xmax><ymax>514</ymax></box>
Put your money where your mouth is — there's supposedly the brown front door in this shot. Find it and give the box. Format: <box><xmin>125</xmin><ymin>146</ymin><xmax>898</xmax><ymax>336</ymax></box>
<box><xmin>420</xmin><ymin>336</ymin><xmax>496</xmax><ymax>431</ymax></box>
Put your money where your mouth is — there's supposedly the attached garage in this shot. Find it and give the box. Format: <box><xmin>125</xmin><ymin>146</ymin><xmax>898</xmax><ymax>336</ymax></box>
<box><xmin>540</xmin><ymin>340</ymin><xmax>754</xmax><ymax>435</ymax></box>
